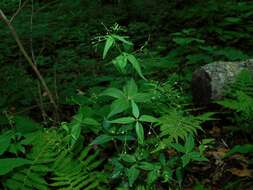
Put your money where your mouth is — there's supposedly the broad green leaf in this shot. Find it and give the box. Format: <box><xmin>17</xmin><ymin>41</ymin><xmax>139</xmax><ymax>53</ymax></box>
<box><xmin>91</xmin><ymin>134</ymin><xmax>113</xmax><ymax>145</ymax></box>
<box><xmin>127</xmin><ymin>165</ymin><xmax>140</xmax><ymax>187</ymax></box>
<box><xmin>0</xmin><ymin>158</ymin><xmax>31</xmax><ymax>175</ymax></box>
<box><xmin>181</xmin><ymin>154</ymin><xmax>191</xmax><ymax>167</ymax></box>
<box><xmin>124</xmin><ymin>79</ymin><xmax>138</xmax><ymax>97</ymax></box>
<box><xmin>108</xmin><ymin>98</ymin><xmax>129</xmax><ymax>118</ymax></box>
<box><xmin>71</xmin><ymin>123</ymin><xmax>81</xmax><ymax>145</ymax></box>
<box><xmin>14</xmin><ymin>116</ymin><xmax>41</xmax><ymax>134</ymax></box>
<box><xmin>139</xmin><ymin>115</ymin><xmax>158</xmax><ymax>123</ymax></box>
<box><xmin>0</xmin><ymin>130</ymin><xmax>12</xmax><ymax>155</ymax></box>
<box><xmin>135</xmin><ymin>122</ymin><xmax>144</xmax><ymax>145</ymax></box>
<box><xmin>126</xmin><ymin>54</ymin><xmax>146</xmax><ymax>79</ymax></box>
<box><xmin>131</xmin><ymin>100</ymin><xmax>139</xmax><ymax>118</ymax></box>
<box><xmin>103</xmin><ymin>35</ymin><xmax>114</xmax><ymax>59</ymax></box>
<box><xmin>109</xmin><ymin>117</ymin><xmax>135</xmax><ymax>124</ymax></box>
<box><xmin>147</xmin><ymin>170</ymin><xmax>159</xmax><ymax>185</ymax></box>
<box><xmin>132</xmin><ymin>93</ymin><xmax>152</xmax><ymax>102</ymax></box>
<box><xmin>138</xmin><ymin>162</ymin><xmax>160</xmax><ymax>171</ymax></box>
<box><xmin>111</xmin><ymin>34</ymin><xmax>133</xmax><ymax>45</ymax></box>
<box><xmin>100</xmin><ymin>88</ymin><xmax>124</xmax><ymax>99</ymax></box>
<box><xmin>82</xmin><ymin>117</ymin><xmax>100</xmax><ymax>126</ymax></box>
<box><xmin>112</xmin><ymin>53</ymin><xmax>128</xmax><ymax>73</ymax></box>
<box><xmin>185</xmin><ymin>135</ymin><xmax>195</xmax><ymax>153</ymax></box>
<box><xmin>224</xmin><ymin>144</ymin><xmax>253</xmax><ymax>158</ymax></box>
<box><xmin>121</xmin><ymin>154</ymin><xmax>136</xmax><ymax>163</ymax></box>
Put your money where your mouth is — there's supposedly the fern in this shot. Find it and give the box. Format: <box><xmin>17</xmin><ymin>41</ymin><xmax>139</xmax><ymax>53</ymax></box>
<box><xmin>50</xmin><ymin>146</ymin><xmax>107</xmax><ymax>190</ymax></box>
<box><xmin>2</xmin><ymin>129</ymin><xmax>108</xmax><ymax>190</ymax></box>
<box><xmin>3</xmin><ymin>130</ymin><xmax>60</xmax><ymax>190</ymax></box>
<box><xmin>156</xmin><ymin>109</ymin><xmax>213</xmax><ymax>151</ymax></box>
<box><xmin>227</xmin><ymin>69</ymin><xmax>253</xmax><ymax>97</ymax></box>
<box><xmin>217</xmin><ymin>69</ymin><xmax>253</xmax><ymax>130</ymax></box>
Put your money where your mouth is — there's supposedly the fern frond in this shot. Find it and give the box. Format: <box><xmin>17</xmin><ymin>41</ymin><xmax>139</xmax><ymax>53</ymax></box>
<box><xmin>156</xmin><ymin>109</ymin><xmax>213</xmax><ymax>150</ymax></box>
<box><xmin>50</xmin><ymin>146</ymin><xmax>107</xmax><ymax>190</ymax></box>
<box><xmin>3</xmin><ymin>130</ymin><xmax>59</xmax><ymax>190</ymax></box>
<box><xmin>2</xmin><ymin>127</ymin><xmax>108</xmax><ymax>190</ymax></box>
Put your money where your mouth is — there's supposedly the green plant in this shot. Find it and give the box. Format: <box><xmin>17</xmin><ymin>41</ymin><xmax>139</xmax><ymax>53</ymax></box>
<box><xmin>1</xmin><ymin>118</ymin><xmax>107</xmax><ymax>190</ymax></box>
<box><xmin>217</xmin><ymin>69</ymin><xmax>253</xmax><ymax>132</ymax></box>
<box><xmin>87</xmin><ymin>24</ymin><xmax>213</xmax><ymax>189</ymax></box>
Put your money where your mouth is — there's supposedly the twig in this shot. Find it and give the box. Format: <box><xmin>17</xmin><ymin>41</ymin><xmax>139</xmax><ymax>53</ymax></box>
<box><xmin>0</xmin><ymin>9</ymin><xmax>59</xmax><ymax>120</ymax></box>
<box><xmin>10</xmin><ymin>0</ymin><xmax>29</xmax><ymax>23</ymax></box>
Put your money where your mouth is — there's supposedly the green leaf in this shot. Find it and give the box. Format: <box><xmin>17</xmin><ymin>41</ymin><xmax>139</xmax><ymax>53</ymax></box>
<box><xmin>111</xmin><ymin>34</ymin><xmax>133</xmax><ymax>45</ymax></box>
<box><xmin>100</xmin><ymin>88</ymin><xmax>124</xmax><ymax>99</ymax></box>
<box><xmin>147</xmin><ymin>170</ymin><xmax>159</xmax><ymax>185</ymax></box>
<box><xmin>135</xmin><ymin>122</ymin><xmax>144</xmax><ymax>145</ymax></box>
<box><xmin>121</xmin><ymin>154</ymin><xmax>136</xmax><ymax>163</ymax></box>
<box><xmin>131</xmin><ymin>100</ymin><xmax>139</xmax><ymax>118</ymax></box>
<box><xmin>70</xmin><ymin>123</ymin><xmax>81</xmax><ymax>146</ymax></box>
<box><xmin>0</xmin><ymin>130</ymin><xmax>12</xmax><ymax>155</ymax></box>
<box><xmin>162</xmin><ymin>170</ymin><xmax>173</xmax><ymax>182</ymax></box>
<box><xmin>124</xmin><ymin>79</ymin><xmax>138</xmax><ymax>97</ymax></box>
<box><xmin>103</xmin><ymin>35</ymin><xmax>114</xmax><ymax>59</ymax></box>
<box><xmin>224</xmin><ymin>144</ymin><xmax>253</xmax><ymax>158</ymax></box>
<box><xmin>127</xmin><ymin>165</ymin><xmax>140</xmax><ymax>187</ymax></box>
<box><xmin>82</xmin><ymin>117</ymin><xmax>100</xmax><ymax>126</ymax></box>
<box><xmin>132</xmin><ymin>93</ymin><xmax>152</xmax><ymax>102</ymax></box>
<box><xmin>173</xmin><ymin>37</ymin><xmax>204</xmax><ymax>46</ymax></box>
<box><xmin>126</xmin><ymin>54</ymin><xmax>146</xmax><ymax>79</ymax></box>
<box><xmin>181</xmin><ymin>154</ymin><xmax>191</xmax><ymax>167</ymax></box>
<box><xmin>112</xmin><ymin>53</ymin><xmax>128</xmax><ymax>73</ymax></box>
<box><xmin>176</xmin><ymin>167</ymin><xmax>183</xmax><ymax>187</ymax></box>
<box><xmin>189</xmin><ymin>152</ymin><xmax>208</xmax><ymax>162</ymax></box>
<box><xmin>91</xmin><ymin>134</ymin><xmax>113</xmax><ymax>145</ymax></box>
<box><xmin>108</xmin><ymin>98</ymin><xmax>129</xmax><ymax>118</ymax></box>
<box><xmin>171</xmin><ymin>143</ymin><xmax>185</xmax><ymax>153</ymax></box>
<box><xmin>185</xmin><ymin>135</ymin><xmax>195</xmax><ymax>153</ymax></box>
<box><xmin>109</xmin><ymin>117</ymin><xmax>135</xmax><ymax>124</ymax></box>
<box><xmin>0</xmin><ymin>158</ymin><xmax>31</xmax><ymax>176</ymax></box>
<box><xmin>138</xmin><ymin>162</ymin><xmax>160</xmax><ymax>171</ymax></box>
<box><xmin>139</xmin><ymin>115</ymin><xmax>158</xmax><ymax>123</ymax></box>
<box><xmin>14</xmin><ymin>116</ymin><xmax>41</xmax><ymax>134</ymax></box>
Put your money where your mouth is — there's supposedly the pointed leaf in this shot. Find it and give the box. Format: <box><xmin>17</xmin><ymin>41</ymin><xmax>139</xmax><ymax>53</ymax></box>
<box><xmin>135</xmin><ymin>122</ymin><xmax>144</xmax><ymax>145</ymax></box>
<box><xmin>112</xmin><ymin>53</ymin><xmax>128</xmax><ymax>73</ymax></box>
<box><xmin>131</xmin><ymin>100</ymin><xmax>139</xmax><ymax>118</ymax></box>
<box><xmin>111</xmin><ymin>34</ymin><xmax>133</xmax><ymax>45</ymax></box>
<box><xmin>121</xmin><ymin>154</ymin><xmax>136</xmax><ymax>163</ymax></box>
<box><xmin>124</xmin><ymin>79</ymin><xmax>138</xmax><ymax>97</ymax></box>
<box><xmin>109</xmin><ymin>117</ymin><xmax>135</xmax><ymax>124</ymax></box>
<box><xmin>0</xmin><ymin>130</ymin><xmax>12</xmax><ymax>155</ymax></box>
<box><xmin>91</xmin><ymin>134</ymin><xmax>113</xmax><ymax>145</ymax></box>
<box><xmin>108</xmin><ymin>98</ymin><xmax>129</xmax><ymax>118</ymax></box>
<box><xmin>139</xmin><ymin>115</ymin><xmax>158</xmax><ymax>123</ymax></box>
<box><xmin>127</xmin><ymin>54</ymin><xmax>146</xmax><ymax>79</ymax></box>
<box><xmin>185</xmin><ymin>135</ymin><xmax>195</xmax><ymax>153</ymax></box>
<box><xmin>0</xmin><ymin>158</ymin><xmax>31</xmax><ymax>176</ymax></box>
<box><xmin>103</xmin><ymin>35</ymin><xmax>114</xmax><ymax>59</ymax></box>
<box><xmin>147</xmin><ymin>170</ymin><xmax>159</xmax><ymax>185</ymax></box>
<box><xmin>181</xmin><ymin>154</ymin><xmax>191</xmax><ymax>167</ymax></box>
<box><xmin>127</xmin><ymin>165</ymin><xmax>140</xmax><ymax>187</ymax></box>
<box><xmin>100</xmin><ymin>88</ymin><xmax>124</xmax><ymax>99</ymax></box>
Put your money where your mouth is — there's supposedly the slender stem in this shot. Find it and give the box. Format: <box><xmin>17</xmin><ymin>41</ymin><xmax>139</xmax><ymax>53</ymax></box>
<box><xmin>0</xmin><ymin>9</ymin><xmax>59</xmax><ymax>120</ymax></box>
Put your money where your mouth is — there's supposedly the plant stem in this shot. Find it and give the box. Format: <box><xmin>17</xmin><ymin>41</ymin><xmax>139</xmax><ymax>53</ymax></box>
<box><xmin>0</xmin><ymin>9</ymin><xmax>59</xmax><ymax>122</ymax></box>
